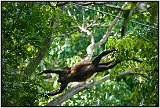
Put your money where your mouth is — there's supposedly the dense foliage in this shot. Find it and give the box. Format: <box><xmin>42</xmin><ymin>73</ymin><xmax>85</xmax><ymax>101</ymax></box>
<box><xmin>2</xmin><ymin>2</ymin><xmax>158</xmax><ymax>106</ymax></box>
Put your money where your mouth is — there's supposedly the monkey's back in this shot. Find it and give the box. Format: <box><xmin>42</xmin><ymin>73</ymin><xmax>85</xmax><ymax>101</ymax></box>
<box><xmin>68</xmin><ymin>63</ymin><xmax>95</xmax><ymax>82</ymax></box>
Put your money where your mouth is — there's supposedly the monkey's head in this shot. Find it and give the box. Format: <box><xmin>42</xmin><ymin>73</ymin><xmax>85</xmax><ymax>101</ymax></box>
<box><xmin>63</xmin><ymin>66</ymin><xmax>71</xmax><ymax>73</ymax></box>
<box><xmin>57</xmin><ymin>66</ymin><xmax>71</xmax><ymax>83</ymax></box>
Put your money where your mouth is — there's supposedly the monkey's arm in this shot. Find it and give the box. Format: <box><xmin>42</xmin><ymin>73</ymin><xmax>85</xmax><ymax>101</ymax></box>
<box><xmin>45</xmin><ymin>83</ymin><xmax>68</xmax><ymax>96</ymax></box>
<box><xmin>99</xmin><ymin>61</ymin><xmax>116</xmax><ymax>66</ymax></box>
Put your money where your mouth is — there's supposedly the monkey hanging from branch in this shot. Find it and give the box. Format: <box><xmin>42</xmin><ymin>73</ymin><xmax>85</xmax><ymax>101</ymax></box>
<box><xmin>38</xmin><ymin>48</ymin><xmax>142</xmax><ymax>97</ymax></box>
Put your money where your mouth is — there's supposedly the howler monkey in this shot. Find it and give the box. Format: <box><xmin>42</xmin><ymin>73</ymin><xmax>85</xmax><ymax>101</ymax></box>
<box><xmin>38</xmin><ymin>48</ymin><xmax>142</xmax><ymax>97</ymax></box>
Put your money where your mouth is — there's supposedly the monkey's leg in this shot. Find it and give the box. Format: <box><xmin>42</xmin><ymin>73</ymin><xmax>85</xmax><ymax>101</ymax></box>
<box><xmin>99</xmin><ymin>61</ymin><xmax>115</xmax><ymax>66</ymax></box>
<box><xmin>96</xmin><ymin>60</ymin><xmax>121</xmax><ymax>72</ymax></box>
<box><xmin>96</xmin><ymin>58</ymin><xmax>142</xmax><ymax>72</ymax></box>
<box><xmin>45</xmin><ymin>83</ymin><xmax>68</xmax><ymax>96</ymax></box>
<box><xmin>92</xmin><ymin>48</ymin><xmax>117</xmax><ymax>66</ymax></box>
<box><xmin>37</xmin><ymin>69</ymin><xmax>63</xmax><ymax>75</ymax></box>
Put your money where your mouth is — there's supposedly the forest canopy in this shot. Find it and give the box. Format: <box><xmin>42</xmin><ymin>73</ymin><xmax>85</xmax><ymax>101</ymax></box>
<box><xmin>2</xmin><ymin>2</ymin><xmax>158</xmax><ymax>106</ymax></box>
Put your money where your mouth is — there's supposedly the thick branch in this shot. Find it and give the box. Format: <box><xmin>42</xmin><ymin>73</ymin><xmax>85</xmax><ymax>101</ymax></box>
<box><xmin>47</xmin><ymin>69</ymin><xmax>145</xmax><ymax>106</ymax></box>
<box><xmin>85</xmin><ymin>2</ymin><xmax>128</xmax><ymax>60</ymax></box>
<box><xmin>24</xmin><ymin>37</ymin><xmax>51</xmax><ymax>74</ymax></box>
<box><xmin>24</xmin><ymin>21</ymin><xmax>59</xmax><ymax>74</ymax></box>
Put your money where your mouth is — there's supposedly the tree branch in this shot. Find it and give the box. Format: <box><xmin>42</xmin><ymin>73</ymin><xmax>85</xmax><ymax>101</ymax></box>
<box><xmin>56</xmin><ymin>2</ymin><xmax>68</xmax><ymax>7</ymax></box>
<box><xmin>85</xmin><ymin>2</ymin><xmax>128</xmax><ymax>61</ymax></box>
<box><xmin>23</xmin><ymin>37</ymin><xmax>51</xmax><ymax>74</ymax></box>
<box><xmin>66</xmin><ymin>6</ymin><xmax>94</xmax><ymax>62</ymax></box>
<box><xmin>49</xmin><ymin>2</ymin><xmax>68</xmax><ymax>7</ymax></box>
<box><xmin>46</xmin><ymin>69</ymin><xmax>145</xmax><ymax>106</ymax></box>
<box><xmin>24</xmin><ymin>20</ymin><xmax>59</xmax><ymax>74</ymax></box>
<box><xmin>74</xmin><ymin>2</ymin><xmax>123</xmax><ymax>11</ymax></box>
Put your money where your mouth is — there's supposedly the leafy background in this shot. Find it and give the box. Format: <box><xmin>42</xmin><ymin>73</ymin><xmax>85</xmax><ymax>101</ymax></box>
<box><xmin>2</xmin><ymin>2</ymin><xmax>158</xmax><ymax>106</ymax></box>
